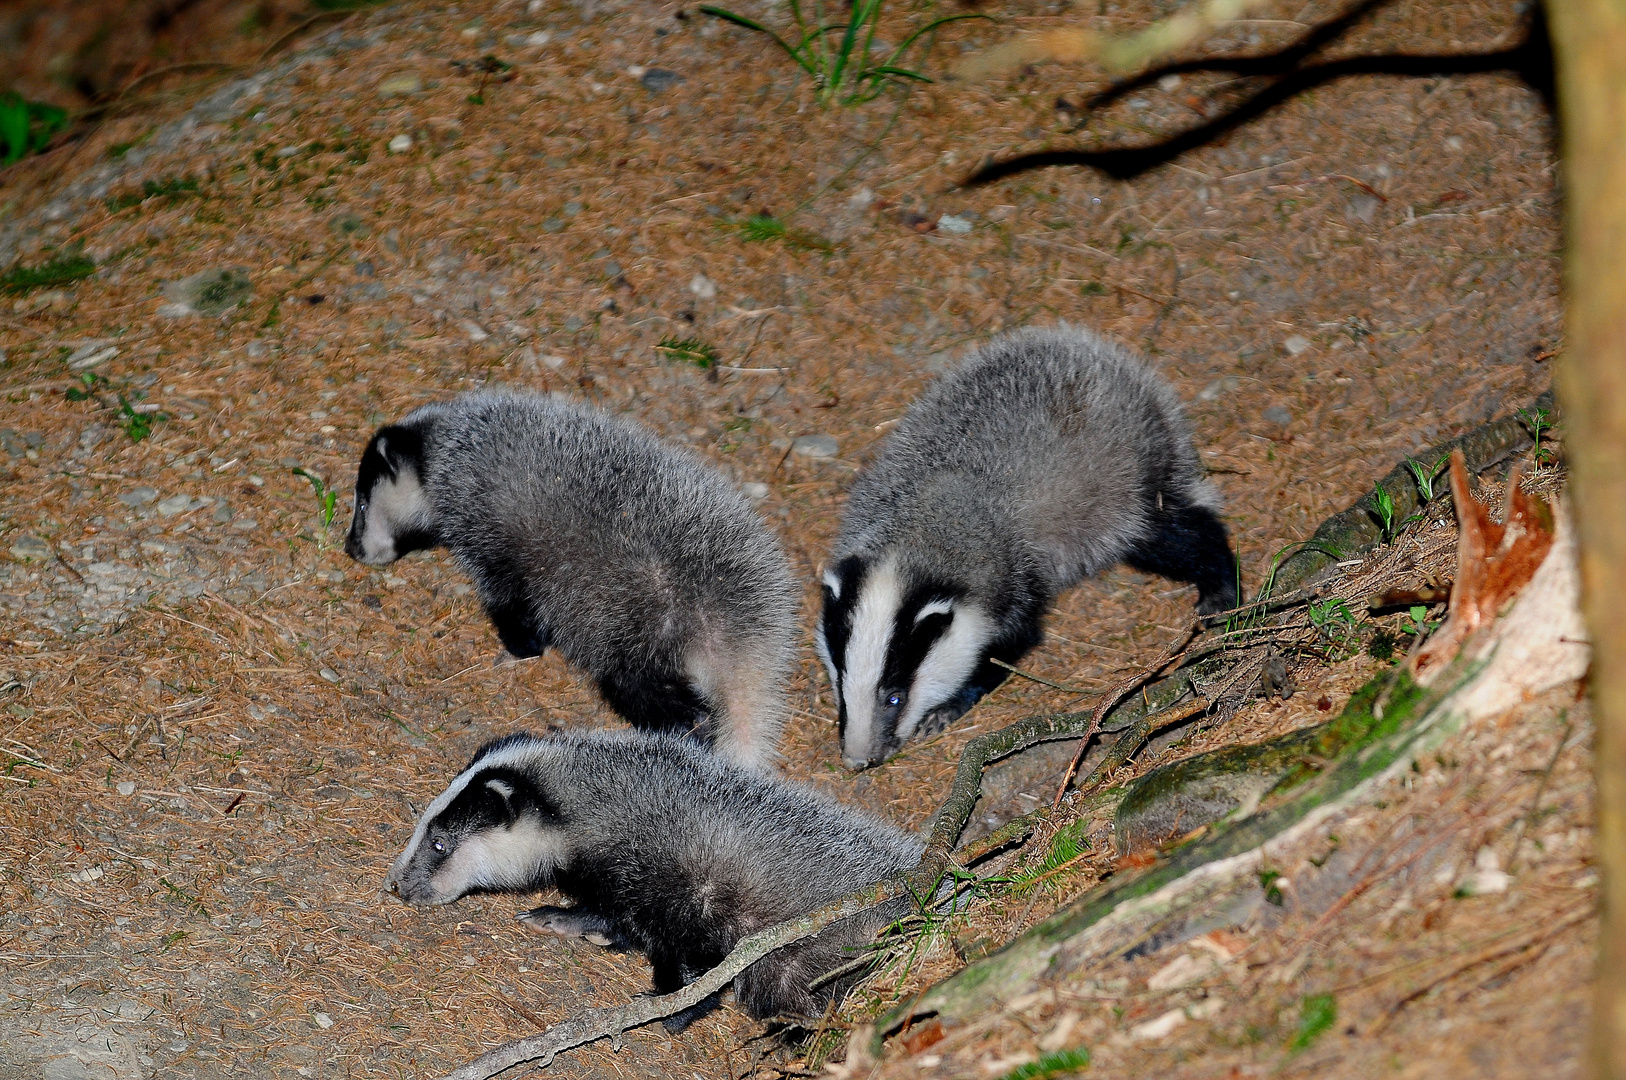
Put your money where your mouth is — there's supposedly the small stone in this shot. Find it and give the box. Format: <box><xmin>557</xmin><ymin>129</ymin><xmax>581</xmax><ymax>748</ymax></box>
<box><xmin>1263</xmin><ymin>406</ymin><xmax>1293</xmax><ymax>427</ymax></box>
<box><xmin>563</xmin><ymin>200</ymin><xmax>583</xmax><ymax>217</ymax></box>
<box><xmin>67</xmin><ymin>341</ymin><xmax>119</xmax><ymax>371</ymax></box>
<box><xmin>1283</xmin><ymin>334</ymin><xmax>1311</xmax><ymax>356</ymax></box>
<box><xmin>688</xmin><ymin>274</ymin><xmax>717</xmax><ymax>300</ymax></box>
<box><xmin>162</xmin><ymin>268</ymin><xmax>252</xmax><ymax>317</ymax></box>
<box><xmin>9</xmin><ymin>535</ymin><xmax>52</xmax><ymax>562</ymax></box>
<box><xmin>1131</xmin><ymin>1007</ymin><xmax>1186</xmax><ymax>1041</ymax></box>
<box><xmin>848</xmin><ymin>186</ymin><xmax>875</xmax><ymax>208</ymax></box>
<box><xmin>312</xmin><ymin>1011</ymin><xmax>335</xmax><ymax>1029</ymax></box>
<box><xmin>377</xmin><ymin>73</ymin><xmax>422</xmax><ymax>97</ymax></box>
<box><xmin>543</xmin><ymin>353</ymin><xmax>568</xmax><ymax>369</ymax></box>
<box><xmin>212</xmin><ymin>501</ymin><xmax>233</xmax><ymax>524</ymax></box>
<box><xmin>69</xmin><ymin>866</ymin><xmax>105</xmax><ymax>883</ymax></box>
<box><xmin>275</xmin><ymin>144</ymin><xmax>303</xmax><ymax>159</ymax></box>
<box><xmin>639</xmin><ymin>67</ymin><xmax>684</xmax><ymax>93</ymax></box>
<box><xmin>462</xmin><ymin>320</ymin><xmax>490</xmax><ymax>342</ymax></box>
<box><xmin>1460</xmin><ymin>847</ymin><xmax>1512</xmax><ymax>895</ymax></box>
<box><xmin>791</xmin><ymin>434</ymin><xmax>839</xmax><ymax>459</ymax></box>
<box><xmin>1158</xmin><ymin>73</ymin><xmax>1182</xmax><ymax>91</ymax></box>
<box><xmin>542</xmin><ymin>216</ymin><xmax>566</xmax><ymax>233</ymax></box>
<box><xmin>1446</xmin><ymin>135</ymin><xmax>1464</xmax><ymax>151</ymax></box>
<box><xmin>119</xmin><ymin>486</ymin><xmax>159</xmax><ymax>508</ymax></box>
<box><xmin>740</xmin><ymin>482</ymin><xmax>769</xmax><ymax>502</ymax></box>
<box><xmin>936</xmin><ymin>213</ymin><xmax>973</xmax><ymax>235</ymax></box>
<box><xmin>1345</xmin><ymin>194</ymin><xmax>1380</xmax><ymax>224</ymax></box>
<box><xmin>155</xmin><ymin>493</ymin><xmax>195</xmax><ymax>516</ymax></box>
<box><xmin>116</xmin><ymin>781</ymin><xmax>136</xmax><ymax>796</ymax></box>
<box><xmin>388</xmin><ymin>134</ymin><xmax>414</xmax><ymax>154</ymax></box>
<box><xmin>319</xmin><ymin>668</ymin><xmax>340</xmax><ymax>683</ymax></box>
<box><xmin>1197</xmin><ymin>375</ymin><xmax>1240</xmax><ymax>402</ymax></box>
<box><xmin>525</xmin><ymin>30</ymin><xmax>552</xmax><ymax>46</ymax></box>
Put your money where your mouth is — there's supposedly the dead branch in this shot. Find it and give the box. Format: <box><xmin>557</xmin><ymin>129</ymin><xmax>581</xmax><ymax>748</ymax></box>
<box><xmin>1054</xmin><ymin>626</ymin><xmax>1200</xmax><ymax>806</ymax></box>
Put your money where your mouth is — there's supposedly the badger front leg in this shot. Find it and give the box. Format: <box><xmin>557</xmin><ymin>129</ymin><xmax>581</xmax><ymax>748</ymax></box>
<box><xmin>516</xmin><ymin>905</ymin><xmax>621</xmax><ymax>948</ymax></box>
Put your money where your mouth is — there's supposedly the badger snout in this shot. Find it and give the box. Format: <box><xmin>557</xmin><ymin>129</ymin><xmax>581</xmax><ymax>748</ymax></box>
<box><xmin>843</xmin><ymin>755</ymin><xmax>872</xmax><ymax>771</ymax></box>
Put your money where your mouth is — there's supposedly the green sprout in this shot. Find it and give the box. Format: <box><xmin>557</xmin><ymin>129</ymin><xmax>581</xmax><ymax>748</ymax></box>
<box><xmin>700</xmin><ymin>0</ymin><xmax>986</xmax><ymax>107</ymax></box>
<box><xmin>1370</xmin><ymin>483</ymin><xmax>1398</xmax><ymax>541</ymax></box>
<box><xmin>1404</xmin><ymin>452</ymin><xmax>1450</xmax><ymax>504</ymax></box>
<box><xmin>1404</xmin><ymin>604</ymin><xmax>1440</xmax><ymax>640</ymax></box>
<box><xmin>1517</xmin><ymin>406</ymin><xmax>1555</xmax><ymax>469</ymax></box>
<box><xmin>998</xmin><ymin>1048</ymin><xmax>1091</xmax><ymax>1080</ymax></box>
<box><xmin>293</xmin><ymin>468</ymin><xmax>340</xmax><ymax>529</ymax></box>
<box><xmin>65</xmin><ymin>371</ymin><xmax>103</xmax><ymax>402</ymax></box>
<box><xmin>1308</xmin><ymin>598</ymin><xmax>1361</xmax><ymax>660</ymax></box>
<box><xmin>117</xmin><ymin>396</ymin><xmax>156</xmax><ymax>442</ymax></box>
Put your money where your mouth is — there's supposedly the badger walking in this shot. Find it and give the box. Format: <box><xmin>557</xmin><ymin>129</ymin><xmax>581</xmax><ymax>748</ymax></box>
<box><xmin>385</xmin><ymin>730</ymin><xmax>922</xmax><ymax>1029</ymax></box>
<box><xmin>344</xmin><ymin>391</ymin><xmax>797</xmax><ymax>768</ymax></box>
<box><xmin>818</xmin><ymin>325</ymin><xmax>1239</xmax><ymax>770</ymax></box>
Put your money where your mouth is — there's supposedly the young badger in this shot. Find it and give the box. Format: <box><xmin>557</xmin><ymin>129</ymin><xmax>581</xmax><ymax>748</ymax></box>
<box><xmin>818</xmin><ymin>325</ymin><xmax>1239</xmax><ymax>770</ymax></box>
<box><xmin>385</xmin><ymin>730</ymin><xmax>922</xmax><ymax>1029</ymax></box>
<box><xmin>345</xmin><ymin>391</ymin><xmax>797</xmax><ymax>768</ymax></box>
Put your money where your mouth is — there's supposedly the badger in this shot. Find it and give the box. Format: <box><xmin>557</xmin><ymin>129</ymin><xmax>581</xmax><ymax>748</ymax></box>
<box><xmin>818</xmin><ymin>325</ymin><xmax>1239</xmax><ymax>770</ymax></box>
<box><xmin>385</xmin><ymin>729</ymin><xmax>922</xmax><ymax>1030</ymax></box>
<box><xmin>344</xmin><ymin>391</ymin><xmax>797</xmax><ymax>769</ymax></box>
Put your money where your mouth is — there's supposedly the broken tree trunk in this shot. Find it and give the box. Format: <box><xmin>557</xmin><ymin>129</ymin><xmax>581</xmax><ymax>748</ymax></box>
<box><xmin>1545</xmin><ymin>1</ymin><xmax>1626</xmax><ymax>1075</ymax></box>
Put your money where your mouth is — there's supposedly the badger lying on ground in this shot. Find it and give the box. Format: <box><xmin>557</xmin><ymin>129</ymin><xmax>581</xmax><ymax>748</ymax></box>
<box><xmin>385</xmin><ymin>730</ymin><xmax>922</xmax><ymax>1029</ymax></box>
<box><xmin>344</xmin><ymin>390</ymin><xmax>797</xmax><ymax>769</ymax></box>
<box><xmin>818</xmin><ymin>325</ymin><xmax>1240</xmax><ymax>770</ymax></box>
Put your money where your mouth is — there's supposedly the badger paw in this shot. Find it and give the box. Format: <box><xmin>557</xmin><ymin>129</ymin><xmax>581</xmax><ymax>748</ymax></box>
<box><xmin>516</xmin><ymin>905</ymin><xmax>618</xmax><ymax>947</ymax></box>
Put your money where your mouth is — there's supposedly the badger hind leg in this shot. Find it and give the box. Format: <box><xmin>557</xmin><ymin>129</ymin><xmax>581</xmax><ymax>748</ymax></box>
<box><xmin>517</xmin><ymin>905</ymin><xmax>623</xmax><ymax>948</ymax></box>
<box><xmin>649</xmin><ymin>955</ymin><xmax>722</xmax><ymax>1033</ymax></box>
<box><xmin>485</xmin><ymin>596</ymin><xmax>549</xmax><ymax>658</ymax></box>
<box><xmin>1123</xmin><ymin>499</ymin><xmax>1240</xmax><ymax>616</ymax></box>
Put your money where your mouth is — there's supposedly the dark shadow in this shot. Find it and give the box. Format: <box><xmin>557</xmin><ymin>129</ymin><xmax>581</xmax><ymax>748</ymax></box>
<box><xmin>963</xmin><ymin>0</ymin><xmax>1553</xmax><ymax>185</ymax></box>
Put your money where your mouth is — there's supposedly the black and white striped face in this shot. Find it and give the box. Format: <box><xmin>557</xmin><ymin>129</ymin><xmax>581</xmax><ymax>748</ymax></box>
<box><xmin>345</xmin><ymin>424</ymin><xmax>439</xmax><ymax>567</ymax></box>
<box><xmin>385</xmin><ymin>737</ymin><xmax>569</xmax><ymax>906</ymax></box>
<box><xmin>816</xmin><ymin>554</ymin><xmax>992</xmax><ymax>770</ymax></box>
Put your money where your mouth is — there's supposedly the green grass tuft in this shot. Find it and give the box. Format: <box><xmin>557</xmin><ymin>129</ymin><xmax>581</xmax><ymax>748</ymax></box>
<box><xmin>0</xmin><ymin>252</ymin><xmax>95</xmax><ymax>295</ymax></box>
<box><xmin>1289</xmin><ymin>993</ymin><xmax>1337</xmax><ymax>1052</ymax></box>
<box><xmin>0</xmin><ymin>92</ymin><xmax>68</xmax><ymax>166</ymax></box>
<box><xmin>998</xmin><ymin>1048</ymin><xmax>1091</xmax><ymax>1080</ymax></box>
<box><xmin>655</xmin><ymin>336</ymin><xmax>720</xmax><ymax>369</ymax></box>
<box><xmin>1012</xmin><ymin>819</ymin><xmax>1091</xmax><ymax>890</ymax></box>
<box><xmin>729</xmin><ymin>214</ymin><xmax>833</xmax><ymax>251</ymax></box>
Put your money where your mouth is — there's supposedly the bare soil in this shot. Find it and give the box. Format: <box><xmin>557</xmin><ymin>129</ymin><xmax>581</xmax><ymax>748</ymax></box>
<box><xmin>0</xmin><ymin>0</ymin><xmax>1579</xmax><ymax>1076</ymax></box>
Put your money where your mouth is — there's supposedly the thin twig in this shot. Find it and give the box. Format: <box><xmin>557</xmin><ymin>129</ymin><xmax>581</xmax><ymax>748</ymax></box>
<box><xmin>988</xmin><ymin>657</ymin><xmax>1094</xmax><ymax>694</ymax></box>
<box><xmin>1505</xmin><ymin>710</ymin><xmax>1575</xmax><ymax>874</ymax></box>
<box><xmin>1053</xmin><ymin>626</ymin><xmax>1199</xmax><ymax>807</ymax></box>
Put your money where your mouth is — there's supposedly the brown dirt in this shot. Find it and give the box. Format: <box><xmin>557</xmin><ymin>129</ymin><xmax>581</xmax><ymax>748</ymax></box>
<box><xmin>0</xmin><ymin>0</ymin><xmax>1575</xmax><ymax>1075</ymax></box>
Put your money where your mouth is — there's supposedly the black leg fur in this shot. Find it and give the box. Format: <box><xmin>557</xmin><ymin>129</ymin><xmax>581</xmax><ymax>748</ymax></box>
<box><xmin>598</xmin><ymin>667</ymin><xmax>715</xmax><ymax>742</ymax></box>
<box><xmin>485</xmin><ymin>597</ymin><xmax>548</xmax><ymax>658</ymax></box>
<box><xmin>1123</xmin><ymin>500</ymin><xmax>1240</xmax><ymax>615</ymax></box>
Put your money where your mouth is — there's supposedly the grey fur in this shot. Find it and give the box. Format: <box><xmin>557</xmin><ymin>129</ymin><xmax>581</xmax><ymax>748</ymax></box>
<box><xmin>385</xmin><ymin>730</ymin><xmax>922</xmax><ymax>1026</ymax></box>
<box><xmin>819</xmin><ymin>324</ymin><xmax>1237</xmax><ymax>769</ymax></box>
<box><xmin>345</xmin><ymin>391</ymin><xmax>797</xmax><ymax>768</ymax></box>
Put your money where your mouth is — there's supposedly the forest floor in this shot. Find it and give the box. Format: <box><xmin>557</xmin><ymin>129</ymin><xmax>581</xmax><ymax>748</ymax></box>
<box><xmin>0</xmin><ymin>0</ymin><xmax>1584</xmax><ymax>1076</ymax></box>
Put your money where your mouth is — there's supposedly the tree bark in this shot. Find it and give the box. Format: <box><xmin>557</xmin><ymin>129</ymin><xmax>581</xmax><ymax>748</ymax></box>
<box><xmin>1544</xmin><ymin>2</ymin><xmax>1626</xmax><ymax>1076</ymax></box>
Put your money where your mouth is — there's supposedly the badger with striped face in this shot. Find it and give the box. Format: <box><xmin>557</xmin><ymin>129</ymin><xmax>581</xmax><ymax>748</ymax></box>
<box><xmin>385</xmin><ymin>730</ymin><xmax>921</xmax><ymax>1030</ymax></box>
<box><xmin>817</xmin><ymin>325</ymin><xmax>1238</xmax><ymax>770</ymax></box>
<box><xmin>344</xmin><ymin>390</ymin><xmax>798</xmax><ymax>769</ymax></box>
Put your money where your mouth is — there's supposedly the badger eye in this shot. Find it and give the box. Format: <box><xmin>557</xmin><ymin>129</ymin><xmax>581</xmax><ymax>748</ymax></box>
<box><xmin>886</xmin><ymin>693</ymin><xmax>904</xmax><ymax>708</ymax></box>
<box><xmin>430</xmin><ymin>838</ymin><xmax>447</xmax><ymax>855</ymax></box>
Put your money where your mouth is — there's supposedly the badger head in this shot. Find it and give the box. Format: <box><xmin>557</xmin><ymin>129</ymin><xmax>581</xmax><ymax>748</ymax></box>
<box><xmin>816</xmin><ymin>553</ymin><xmax>993</xmax><ymax>770</ymax></box>
<box><xmin>385</xmin><ymin>735</ymin><xmax>569</xmax><ymax>906</ymax></box>
<box><xmin>345</xmin><ymin>420</ymin><xmax>439</xmax><ymax>566</ymax></box>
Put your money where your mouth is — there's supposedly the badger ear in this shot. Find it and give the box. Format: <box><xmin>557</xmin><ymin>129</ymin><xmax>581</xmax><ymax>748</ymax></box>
<box><xmin>485</xmin><ymin>777</ymin><xmax>516</xmax><ymax>821</ymax></box>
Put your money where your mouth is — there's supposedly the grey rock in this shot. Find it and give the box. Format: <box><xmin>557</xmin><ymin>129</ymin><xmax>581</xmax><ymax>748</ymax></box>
<box><xmin>155</xmin><ymin>494</ymin><xmax>199</xmax><ymax>517</ymax></box>
<box><xmin>791</xmin><ymin>434</ymin><xmax>839</xmax><ymax>459</ymax></box>
<box><xmin>66</xmin><ymin>341</ymin><xmax>118</xmax><ymax>371</ymax></box>
<box><xmin>936</xmin><ymin>213</ymin><xmax>973</xmax><ymax>235</ymax></box>
<box><xmin>118</xmin><ymin>487</ymin><xmax>158</xmax><ymax>508</ymax></box>
<box><xmin>9</xmin><ymin>535</ymin><xmax>52</xmax><ymax>562</ymax></box>
<box><xmin>1197</xmin><ymin>375</ymin><xmax>1239</xmax><ymax>402</ymax></box>
<box><xmin>1263</xmin><ymin>405</ymin><xmax>1293</xmax><ymax>427</ymax></box>
<box><xmin>161</xmin><ymin>268</ymin><xmax>252</xmax><ymax>317</ymax></box>
<box><xmin>639</xmin><ymin>68</ymin><xmax>685</xmax><ymax>93</ymax></box>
